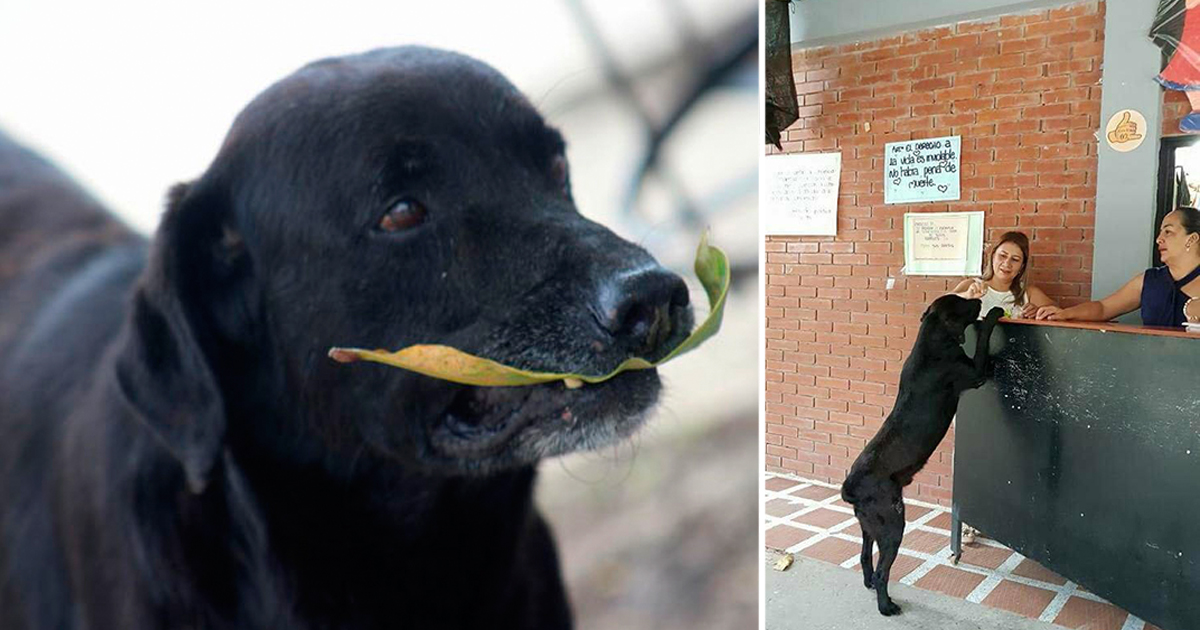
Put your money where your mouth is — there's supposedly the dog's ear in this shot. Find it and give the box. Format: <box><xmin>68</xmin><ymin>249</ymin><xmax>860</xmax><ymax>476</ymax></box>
<box><xmin>113</xmin><ymin>182</ymin><xmax>245</xmax><ymax>494</ymax></box>
<box><xmin>920</xmin><ymin>302</ymin><xmax>935</xmax><ymax>322</ymax></box>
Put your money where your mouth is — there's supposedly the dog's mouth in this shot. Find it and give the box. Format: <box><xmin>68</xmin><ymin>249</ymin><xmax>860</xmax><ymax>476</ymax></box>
<box><xmin>427</xmin><ymin>369</ymin><xmax>660</xmax><ymax>466</ymax></box>
<box><xmin>438</xmin><ymin>383</ymin><xmax>551</xmax><ymax>448</ymax></box>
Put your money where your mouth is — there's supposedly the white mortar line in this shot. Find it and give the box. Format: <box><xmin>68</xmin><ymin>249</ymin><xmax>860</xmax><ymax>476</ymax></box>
<box><xmin>899</xmin><ymin>547</ymin><xmax>954</xmax><ymax>586</ymax></box>
<box><xmin>964</xmin><ymin>552</ymin><xmax>1026</xmax><ymax>604</ymax></box>
<box><xmin>1038</xmin><ymin>586</ymin><xmax>1077</xmax><ymax>624</ymax></box>
<box><xmin>1120</xmin><ymin>615</ymin><xmax>1146</xmax><ymax>630</ymax></box>
<box><xmin>964</xmin><ymin>574</ymin><xmax>1004</xmax><ymax>604</ymax></box>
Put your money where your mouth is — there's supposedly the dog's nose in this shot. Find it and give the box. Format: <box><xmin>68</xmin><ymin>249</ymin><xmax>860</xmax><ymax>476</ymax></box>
<box><xmin>595</xmin><ymin>267</ymin><xmax>691</xmax><ymax>359</ymax></box>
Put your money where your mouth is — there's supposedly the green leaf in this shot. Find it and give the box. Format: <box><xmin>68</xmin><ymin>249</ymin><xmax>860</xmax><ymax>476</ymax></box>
<box><xmin>328</xmin><ymin>232</ymin><xmax>730</xmax><ymax>387</ymax></box>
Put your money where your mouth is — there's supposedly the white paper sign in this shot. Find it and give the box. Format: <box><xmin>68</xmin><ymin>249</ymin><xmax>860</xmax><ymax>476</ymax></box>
<box><xmin>884</xmin><ymin>136</ymin><xmax>961</xmax><ymax>204</ymax></box>
<box><xmin>903</xmin><ymin>211</ymin><xmax>984</xmax><ymax>276</ymax></box>
<box><xmin>763</xmin><ymin>152</ymin><xmax>841</xmax><ymax>235</ymax></box>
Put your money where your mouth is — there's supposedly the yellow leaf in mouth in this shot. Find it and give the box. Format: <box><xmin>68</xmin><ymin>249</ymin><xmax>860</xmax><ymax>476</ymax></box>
<box><xmin>328</xmin><ymin>232</ymin><xmax>730</xmax><ymax>387</ymax></box>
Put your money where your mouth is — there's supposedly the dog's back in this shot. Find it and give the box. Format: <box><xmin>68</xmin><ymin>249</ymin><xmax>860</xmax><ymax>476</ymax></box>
<box><xmin>0</xmin><ymin>130</ymin><xmax>145</xmax><ymax>351</ymax></box>
<box><xmin>841</xmin><ymin>320</ymin><xmax>966</xmax><ymax>504</ymax></box>
<box><xmin>0</xmin><ymin>131</ymin><xmax>147</xmax><ymax>629</ymax></box>
<box><xmin>0</xmin><ymin>131</ymin><xmax>146</xmax><ymax>430</ymax></box>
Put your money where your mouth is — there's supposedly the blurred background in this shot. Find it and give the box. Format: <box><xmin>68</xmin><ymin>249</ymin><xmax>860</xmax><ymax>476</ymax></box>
<box><xmin>0</xmin><ymin>1</ymin><xmax>759</xmax><ymax>628</ymax></box>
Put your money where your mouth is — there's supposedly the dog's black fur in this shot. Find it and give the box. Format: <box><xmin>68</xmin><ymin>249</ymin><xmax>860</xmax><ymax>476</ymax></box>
<box><xmin>0</xmin><ymin>47</ymin><xmax>694</xmax><ymax>629</ymax></box>
<box><xmin>840</xmin><ymin>296</ymin><xmax>1002</xmax><ymax>616</ymax></box>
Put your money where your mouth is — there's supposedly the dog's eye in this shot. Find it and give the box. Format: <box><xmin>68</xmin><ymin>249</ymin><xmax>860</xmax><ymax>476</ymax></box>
<box><xmin>550</xmin><ymin>154</ymin><xmax>569</xmax><ymax>193</ymax></box>
<box><xmin>378</xmin><ymin>199</ymin><xmax>427</xmax><ymax>233</ymax></box>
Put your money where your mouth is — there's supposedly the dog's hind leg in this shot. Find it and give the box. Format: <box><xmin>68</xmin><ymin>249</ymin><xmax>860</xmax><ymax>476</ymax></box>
<box><xmin>872</xmin><ymin>487</ymin><xmax>905</xmax><ymax>616</ymax></box>
<box><xmin>858</xmin><ymin>526</ymin><xmax>875</xmax><ymax>590</ymax></box>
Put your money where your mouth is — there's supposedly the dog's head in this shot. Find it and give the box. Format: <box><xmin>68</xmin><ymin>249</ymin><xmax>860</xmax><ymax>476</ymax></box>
<box><xmin>920</xmin><ymin>294</ymin><xmax>982</xmax><ymax>346</ymax></box>
<box><xmin>112</xmin><ymin>47</ymin><xmax>694</xmax><ymax>489</ymax></box>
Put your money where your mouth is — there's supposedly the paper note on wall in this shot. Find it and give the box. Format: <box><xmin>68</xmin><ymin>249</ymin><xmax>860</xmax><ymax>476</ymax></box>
<box><xmin>911</xmin><ymin>213</ymin><xmax>969</xmax><ymax>260</ymax></box>
<box><xmin>903</xmin><ymin>211</ymin><xmax>984</xmax><ymax>276</ymax></box>
<box><xmin>884</xmin><ymin>136</ymin><xmax>961</xmax><ymax>205</ymax></box>
<box><xmin>763</xmin><ymin>152</ymin><xmax>841</xmax><ymax>235</ymax></box>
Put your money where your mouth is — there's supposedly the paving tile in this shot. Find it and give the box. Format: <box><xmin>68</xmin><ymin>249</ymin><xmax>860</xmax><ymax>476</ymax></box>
<box><xmin>799</xmin><ymin>536</ymin><xmax>862</xmax><ymax>566</ymax></box>
<box><xmin>1051</xmin><ymin>596</ymin><xmax>1130</xmax><ymax>630</ymax></box>
<box><xmin>1011</xmin><ymin>558</ymin><xmax>1068</xmax><ymax>586</ymax></box>
<box><xmin>852</xmin><ymin>552</ymin><xmax>926</xmax><ymax>583</ymax></box>
<box><xmin>981</xmin><ymin>579</ymin><xmax>1057</xmax><ymax>619</ymax></box>
<box><xmin>766</xmin><ymin>524</ymin><xmax>814</xmax><ymax>551</ymax></box>
<box><xmin>958</xmin><ymin>542</ymin><xmax>1015</xmax><ymax>570</ymax></box>
<box><xmin>904</xmin><ymin>504</ymin><xmax>933</xmax><ymax>522</ymax></box>
<box><xmin>838</xmin><ymin>521</ymin><xmax>862</xmax><ymax>537</ymax></box>
<box><xmin>791</xmin><ymin>507</ymin><xmax>856</xmax><ymax>529</ymax></box>
<box><xmin>789</xmin><ymin>484</ymin><xmax>840</xmax><ymax>501</ymax></box>
<box><xmin>913</xmin><ymin>564</ymin><xmax>987</xmax><ymax>599</ymax></box>
<box><xmin>765</xmin><ymin>498</ymin><xmax>804</xmax><ymax>518</ymax></box>
<box><xmin>765</xmin><ymin>476</ymin><xmax>802</xmax><ymax>492</ymax></box>
<box><xmin>828</xmin><ymin>498</ymin><xmax>854</xmax><ymax>510</ymax></box>
<box><xmin>925</xmin><ymin>511</ymin><xmax>953</xmax><ymax>530</ymax></box>
<box><xmin>901</xmin><ymin>529</ymin><xmax>950</xmax><ymax>555</ymax></box>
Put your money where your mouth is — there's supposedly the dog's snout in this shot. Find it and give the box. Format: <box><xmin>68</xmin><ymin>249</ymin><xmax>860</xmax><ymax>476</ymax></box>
<box><xmin>595</xmin><ymin>267</ymin><xmax>690</xmax><ymax>359</ymax></box>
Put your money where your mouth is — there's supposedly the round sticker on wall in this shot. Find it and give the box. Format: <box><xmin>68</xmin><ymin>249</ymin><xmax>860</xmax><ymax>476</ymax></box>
<box><xmin>1104</xmin><ymin>109</ymin><xmax>1147</xmax><ymax>152</ymax></box>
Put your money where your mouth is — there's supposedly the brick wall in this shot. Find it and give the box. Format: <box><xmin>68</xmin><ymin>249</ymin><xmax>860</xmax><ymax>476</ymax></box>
<box><xmin>1164</xmin><ymin>89</ymin><xmax>1190</xmax><ymax>136</ymax></box>
<box><xmin>764</xmin><ymin>1</ymin><xmax>1106</xmax><ymax>505</ymax></box>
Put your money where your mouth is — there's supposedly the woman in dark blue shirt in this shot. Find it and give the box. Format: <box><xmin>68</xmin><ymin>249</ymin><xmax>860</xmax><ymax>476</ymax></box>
<box><xmin>1035</xmin><ymin>207</ymin><xmax>1200</xmax><ymax>326</ymax></box>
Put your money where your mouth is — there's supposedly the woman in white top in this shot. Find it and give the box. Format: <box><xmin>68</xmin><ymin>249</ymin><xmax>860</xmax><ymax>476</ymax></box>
<box><xmin>951</xmin><ymin>231</ymin><xmax>1055</xmax><ymax>320</ymax></box>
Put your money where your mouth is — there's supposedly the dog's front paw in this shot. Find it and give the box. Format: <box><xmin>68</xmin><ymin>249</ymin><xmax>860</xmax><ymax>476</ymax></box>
<box><xmin>879</xmin><ymin>600</ymin><xmax>902</xmax><ymax>616</ymax></box>
<box><xmin>984</xmin><ymin>306</ymin><xmax>1004</xmax><ymax>323</ymax></box>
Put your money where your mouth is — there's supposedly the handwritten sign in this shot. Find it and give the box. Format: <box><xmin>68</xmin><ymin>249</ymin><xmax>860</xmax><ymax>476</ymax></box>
<box><xmin>903</xmin><ymin>211</ymin><xmax>984</xmax><ymax>276</ymax></box>
<box><xmin>884</xmin><ymin>136</ymin><xmax>961</xmax><ymax>204</ymax></box>
<box><xmin>763</xmin><ymin>152</ymin><xmax>841</xmax><ymax>235</ymax></box>
<box><xmin>910</xmin><ymin>213</ymin><xmax>969</xmax><ymax>260</ymax></box>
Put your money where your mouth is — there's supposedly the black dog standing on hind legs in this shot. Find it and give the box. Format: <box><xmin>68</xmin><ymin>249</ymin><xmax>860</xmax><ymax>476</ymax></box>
<box><xmin>840</xmin><ymin>295</ymin><xmax>1003</xmax><ymax>616</ymax></box>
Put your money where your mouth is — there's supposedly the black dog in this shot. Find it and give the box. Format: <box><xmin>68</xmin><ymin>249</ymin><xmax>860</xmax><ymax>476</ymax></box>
<box><xmin>0</xmin><ymin>47</ymin><xmax>693</xmax><ymax>629</ymax></box>
<box><xmin>840</xmin><ymin>296</ymin><xmax>1002</xmax><ymax>616</ymax></box>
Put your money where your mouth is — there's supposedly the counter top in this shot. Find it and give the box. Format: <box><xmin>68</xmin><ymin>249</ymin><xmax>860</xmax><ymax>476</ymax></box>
<box><xmin>999</xmin><ymin>316</ymin><xmax>1200</xmax><ymax>340</ymax></box>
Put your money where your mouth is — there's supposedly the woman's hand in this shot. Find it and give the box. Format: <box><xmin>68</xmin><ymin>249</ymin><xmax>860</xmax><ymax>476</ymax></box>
<box><xmin>961</xmin><ymin>278</ymin><xmax>986</xmax><ymax>300</ymax></box>
<box><xmin>1020</xmin><ymin>302</ymin><xmax>1039</xmax><ymax>319</ymax></box>
<box><xmin>1035</xmin><ymin>305</ymin><xmax>1064</xmax><ymax>320</ymax></box>
<box><xmin>1185</xmin><ymin>297</ymin><xmax>1200</xmax><ymax>323</ymax></box>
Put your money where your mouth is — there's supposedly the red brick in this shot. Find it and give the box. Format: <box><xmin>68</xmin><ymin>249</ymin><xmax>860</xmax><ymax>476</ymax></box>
<box><xmin>981</xmin><ymin>54</ymin><xmax>1027</xmax><ymax>70</ymax></box>
<box><xmin>955</xmin><ymin>98</ymin><xmax>996</xmax><ymax>113</ymax></box>
<box><xmin>1048</xmin><ymin>30</ymin><xmax>1095</xmax><ymax>47</ymax></box>
<box><xmin>977</xmin><ymin>108</ymin><xmax>1023</xmax><ymax>123</ymax></box>
<box><xmin>912</xmin><ymin>77</ymin><xmax>953</xmax><ymax>92</ymax></box>
<box><xmin>996</xmin><ymin>66</ymin><xmax>1042</xmax><ymax>81</ymax></box>
<box><xmin>1025</xmin><ymin>18</ymin><xmax>1074</xmax><ymax>37</ymax></box>
<box><xmin>917</xmin><ymin>50</ymin><xmax>957</xmax><ymax>67</ymax></box>
<box><xmin>977</xmin><ymin>83</ymin><xmax>1027</xmax><ymax>102</ymax></box>
<box><xmin>999</xmin><ymin>37</ymin><xmax>1046</xmax><ymax>55</ymax></box>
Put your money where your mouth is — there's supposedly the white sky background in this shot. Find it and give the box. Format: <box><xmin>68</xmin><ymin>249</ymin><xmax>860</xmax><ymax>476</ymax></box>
<box><xmin>0</xmin><ymin>0</ymin><xmax>753</xmax><ymax>235</ymax></box>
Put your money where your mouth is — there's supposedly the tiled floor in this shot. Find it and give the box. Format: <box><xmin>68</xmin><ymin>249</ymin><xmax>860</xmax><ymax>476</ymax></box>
<box><xmin>764</xmin><ymin>473</ymin><xmax>1163</xmax><ymax>630</ymax></box>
